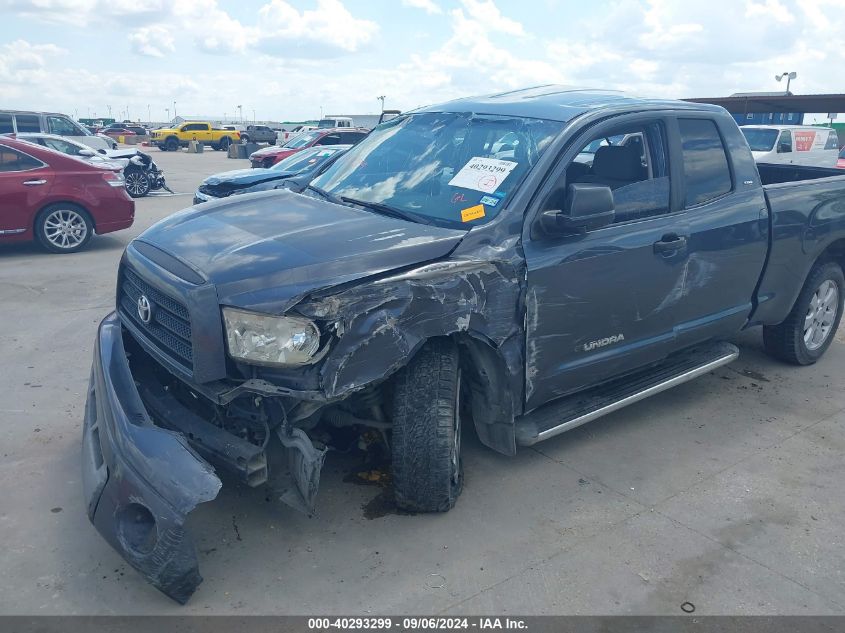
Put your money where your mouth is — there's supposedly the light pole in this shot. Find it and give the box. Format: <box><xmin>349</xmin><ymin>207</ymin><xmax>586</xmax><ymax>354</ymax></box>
<box><xmin>173</xmin><ymin>101</ymin><xmax>176</xmax><ymax>120</ymax></box>
<box><xmin>377</xmin><ymin>95</ymin><xmax>386</xmax><ymax>112</ymax></box>
<box><xmin>165</xmin><ymin>108</ymin><xmax>170</xmax><ymax>122</ymax></box>
<box><xmin>147</xmin><ymin>104</ymin><xmax>151</xmax><ymax>124</ymax></box>
<box><xmin>237</xmin><ymin>104</ymin><xmax>243</xmax><ymax>122</ymax></box>
<box><xmin>106</xmin><ymin>104</ymin><xmax>112</xmax><ymax>120</ymax></box>
<box><xmin>775</xmin><ymin>71</ymin><xmax>797</xmax><ymax>94</ymax></box>
<box><xmin>252</xmin><ymin>108</ymin><xmax>256</xmax><ymax>123</ymax></box>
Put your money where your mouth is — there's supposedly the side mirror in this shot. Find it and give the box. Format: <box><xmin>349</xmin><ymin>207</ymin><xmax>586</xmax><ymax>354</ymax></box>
<box><xmin>777</xmin><ymin>142</ymin><xmax>791</xmax><ymax>153</ymax></box>
<box><xmin>539</xmin><ymin>183</ymin><xmax>615</xmax><ymax>236</ymax></box>
<box><xmin>78</xmin><ymin>149</ymin><xmax>96</xmax><ymax>157</ymax></box>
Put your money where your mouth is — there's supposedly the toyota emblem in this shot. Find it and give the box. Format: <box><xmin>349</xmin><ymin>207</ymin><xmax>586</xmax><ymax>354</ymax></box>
<box><xmin>137</xmin><ymin>295</ymin><xmax>153</xmax><ymax>324</ymax></box>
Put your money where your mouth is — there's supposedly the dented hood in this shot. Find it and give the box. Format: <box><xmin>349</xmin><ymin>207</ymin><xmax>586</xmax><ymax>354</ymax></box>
<box><xmin>136</xmin><ymin>189</ymin><xmax>468</xmax><ymax>313</ymax></box>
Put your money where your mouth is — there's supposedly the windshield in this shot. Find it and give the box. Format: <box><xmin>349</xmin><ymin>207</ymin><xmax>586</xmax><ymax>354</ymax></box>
<box><xmin>317</xmin><ymin>119</ymin><xmax>339</xmax><ymax>128</ymax></box>
<box><xmin>741</xmin><ymin>128</ymin><xmax>779</xmax><ymax>152</ymax></box>
<box><xmin>284</xmin><ymin>131</ymin><xmax>320</xmax><ymax>149</ymax></box>
<box><xmin>310</xmin><ymin>112</ymin><xmax>564</xmax><ymax>227</ymax></box>
<box><xmin>271</xmin><ymin>146</ymin><xmax>341</xmax><ymax>173</ymax></box>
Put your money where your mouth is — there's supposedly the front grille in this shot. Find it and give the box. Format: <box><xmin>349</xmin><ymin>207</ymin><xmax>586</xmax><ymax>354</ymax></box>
<box><xmin>118</xmin><ymin>267</ymin><xmax>193</xmax><ymax>370</ymax></box>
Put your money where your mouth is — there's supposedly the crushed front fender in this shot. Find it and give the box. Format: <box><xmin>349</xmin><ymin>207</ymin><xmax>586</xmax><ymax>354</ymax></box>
<box><xmin>82</xmin><ymin>312</ymin><xmax>222</xmax><ymax>603</ymax></box>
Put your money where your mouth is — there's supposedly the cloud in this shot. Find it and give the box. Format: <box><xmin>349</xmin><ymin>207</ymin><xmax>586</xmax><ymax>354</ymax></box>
<box><xmin>402</xmin><ymin>0</ymin><xmax>443</xmax><ymax>14</ymax></box>
<box><xmin>129</xmin><ymin>25</ymin><xmax>176</xmax><ymax>58</ymax></box>
<box><xmin>248</xmin><ymin>0</ymin><xmax>379</xmax><ymax>57</ymax></box>
<box><xmin>2</xmin><ymin>0</ymin><xmax>378</xmax><ymax>59</ymax></box>
<box><xmin>460</xmin><ymin>0</ymin><xmax>525</xmax><ymax>36</ymax></box>
<box><xmin>2</xmin><ymin>0</ymin><xmax>845</xmax><ymax>122</ymax></box>
<box><xmin>0</xmin><ymin>39</ymin><xmax>66</xmax><ymax>85</ymax></box>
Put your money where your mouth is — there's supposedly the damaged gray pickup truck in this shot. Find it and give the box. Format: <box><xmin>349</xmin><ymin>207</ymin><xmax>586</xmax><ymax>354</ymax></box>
<box><xmin>83</xmin><ymin>86</ymin><xmax>845</xmax><ymax>602</ymax></box>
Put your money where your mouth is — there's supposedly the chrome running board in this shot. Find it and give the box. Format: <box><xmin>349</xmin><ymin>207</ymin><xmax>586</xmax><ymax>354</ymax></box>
<box><xmin>515</xmin><ymin>341</ymin><xmax>739</xmax><ymax>446</ymax></box>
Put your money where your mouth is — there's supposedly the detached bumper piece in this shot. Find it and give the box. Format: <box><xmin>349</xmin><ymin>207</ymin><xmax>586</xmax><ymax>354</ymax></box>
<box><xmin>83</xmin><ymin>312</ymin><xmax>331</xmax><ymax>602</ymax></box>
<box><xmin>82</xmin><ymin>313</ymin><xmax>222</xmax><ymax>603</ymax></box>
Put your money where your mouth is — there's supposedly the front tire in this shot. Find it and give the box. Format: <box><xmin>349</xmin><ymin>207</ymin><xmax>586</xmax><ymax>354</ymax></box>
<box><xmin>764</xmin><ymin>261</ymin><xmax>844</xmax><ymax>365</ymax></box>
<box><xmin>164</xmin><ymin>137</ymin><xmax>179</xmax><ymax>152</ymax></box>
<box><xmin>35</xmin><ymin>204</ymin><xmax>93</xmax><ymax>253</ymax></box>
<box><xmin>391</xmin><ymin>339</ymin><xmax>464</xmax><ymax>512</ymax></box>
<box><xmin>124</xmin><ymin>168</ymin><xmax>151</xmax><ymax>198</ymax></box>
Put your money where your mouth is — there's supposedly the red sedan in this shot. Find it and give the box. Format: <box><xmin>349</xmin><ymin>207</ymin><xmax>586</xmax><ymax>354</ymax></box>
<box><xmin>838</xmin><ymin>147</ymin><xmax>845</xmax><ymax>169</ymax></box>
<box><xmin>0</xmin><ymin>136</ymin><xmax>135</xmax><ymax>253</ymax></box>
<box><xmin>248</xmin><ymin>127</ymin><xmax>369</xmax><ymax>168</ymax></box>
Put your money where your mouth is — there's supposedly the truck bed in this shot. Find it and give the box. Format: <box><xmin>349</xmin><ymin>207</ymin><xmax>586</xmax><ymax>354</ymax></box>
<box><xmin>750</xmin><ymin>163</ymin><xmax>845</xmax><ymax>327</ymax></box>
<box><xmin>757</xmin><ymin>162</ymin><xmax>844</xmax><ymax>186</ymax></box>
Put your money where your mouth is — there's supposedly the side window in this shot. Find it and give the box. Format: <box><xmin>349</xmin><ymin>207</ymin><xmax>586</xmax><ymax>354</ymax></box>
<box><xmin>47</xmin><ymin>116</ymin><xmax>79</xmax><ymax>136</ymax></box>
<box><xmin>565</xmin><ymin>121</ymin><xmax>670</xmax><ymax>223</ymax></box>
<box><xmin>0</xmin><ymin>114</ymin><xmax>13</xmax><ymax>134</ymax></box>
<box><xmin>43</xmin><ymin>138</ymin><xmax>77</xmax><ymax>155</ymax></box>
<box><xmin>825</xmin><ymin>131</ymin><xmax>839</xmax><ymax>150</ymax></box>
<box><xmin>678</xmin><ymin>118</ymin><xmax>732</xmax><ymax>207</ymax></box>
<box><xmin>339</xmin><ymin>132</ymin><xmax>364</xmax><ymax>144</ymax></box>
<box><xmin>14</xmin><ymin>115</ymin><xmax>41</xmax><ymax>133</ymax></box>
<box><xmin>316</xmin><ymin>134</ymin><xmax>340</xmax><ymax>146</ymax></box>
<box><xmin>777</xmin><ymin>130</ymin><xmax>792</xmax><ymax>153</ymax></box>
<box><xmin>0</xmin><ymin>147</ymin><xmax>42</xmax><ymax>172</ymax></box>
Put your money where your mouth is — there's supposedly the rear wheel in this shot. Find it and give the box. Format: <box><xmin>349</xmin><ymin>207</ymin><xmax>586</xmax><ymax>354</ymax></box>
<box><xmin>124</xmin><ymin>168</ymin><xmax>151</xmax><ymax>198</ymax></box>
<box><xmin>391</xmin><ymin>339</ymin><xmax>464</xmax><ymax>512</ymax></box>
<box><xmin>219</xmin><ymin>136</ymin><xmax>232</xmax><ymax>151</ymax></box>
<box><xmin>35</xmin><ymin>204</ymin><xmax>93</xmax><ymax>253</ymax></box>
<box><xmin>764</xmin><ymin>262</ymin><xmax>844</xmax><ymax>365</ymax></box>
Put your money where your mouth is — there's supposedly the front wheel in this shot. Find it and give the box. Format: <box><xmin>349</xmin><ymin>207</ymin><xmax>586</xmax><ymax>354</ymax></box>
<box><xmin>35</xmin><ymin>204</ymin><xmax>94</xmax><ymax>253</ymax></box>
<box><xmin>124</xmin><ymin>168</ymin><xmax>151</xmax><ymax>198</ymax></box>
<box><xmin>764</xmin><ymin>261</ymin><xmax>844</xmax><ymax>365</ymax></box>
<box><xmin>391</xmin><ymin>339</ymin><xmax>464</xmax><ymax>512</ymax></box>
<box><xmin>164</xmin><ymin>137</ymin><xmax>179</xmax><ymax>152</ymax></box>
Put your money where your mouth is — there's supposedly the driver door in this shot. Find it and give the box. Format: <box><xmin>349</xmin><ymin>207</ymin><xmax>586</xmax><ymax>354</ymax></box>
<box><xmin>522</xmin><ymin>114</ymin><xmax>690</xmax><ymax>411</ymax></box>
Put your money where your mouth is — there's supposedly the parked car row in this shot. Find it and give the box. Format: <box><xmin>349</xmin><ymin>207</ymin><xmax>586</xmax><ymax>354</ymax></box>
<box><xmin>0</xmin><ymin>109</ymin><xmax>118</xmax><ymax>150</ymax></box>
<box><xmin>15</xmin><ymin>133</ymin><xmax>169</xmax><ymax>198</ymax></box>
<box><xmin>194</xmin><ymin>145</ymin><xmax>351</xmax><ymax>203</ymax></box>
<box><xmin>0</xmin><ymin>135</ymin><xmax>134</xmax><ymax>252</ymax></box>
<box><xmin>248</xmin><ymin>127</ymin><xmax>368</xmax><ymax>167</ymax></box>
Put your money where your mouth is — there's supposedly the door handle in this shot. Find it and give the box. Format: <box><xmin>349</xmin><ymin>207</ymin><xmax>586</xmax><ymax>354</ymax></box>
<box><xmin>23</xmin><ymin>179</ymin><xmax>47</xmax><ymax>186</ymax></box>
<box><xmin>653</xmin><ymin>233</ymin><xmax>687</xmax><ymax>254</ymax></box>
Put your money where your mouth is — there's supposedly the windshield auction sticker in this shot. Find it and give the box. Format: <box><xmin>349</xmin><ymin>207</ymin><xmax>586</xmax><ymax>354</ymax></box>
<box><xmin>449</xmin><ymin>157</ymin><xmax>517</xmax><ymax>193</ymax></box>
<box><xmin>461</xmin><ymin>204</ymin><xmax>486</xmax><ymax>222</ymax></box>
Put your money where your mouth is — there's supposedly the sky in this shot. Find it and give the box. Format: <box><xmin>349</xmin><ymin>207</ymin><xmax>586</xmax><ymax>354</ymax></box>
<box><xmin>0</xmin><ymin>0</ymin><xmax>843</xmax><ymax>123</ymax></box>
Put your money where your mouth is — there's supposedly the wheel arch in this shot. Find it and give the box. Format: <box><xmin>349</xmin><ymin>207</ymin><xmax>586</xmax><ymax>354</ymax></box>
<box><xmin>814</xmin><ymin>238</ymin><xmax>845</xmax><ymax>274</ymax></box>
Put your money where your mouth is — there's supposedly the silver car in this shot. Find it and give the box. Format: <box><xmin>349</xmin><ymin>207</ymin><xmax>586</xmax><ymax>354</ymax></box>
<box><xmin>0</xmin><ymin>110</ymin><xmax>113</xmax><ymax>151</ymax></box>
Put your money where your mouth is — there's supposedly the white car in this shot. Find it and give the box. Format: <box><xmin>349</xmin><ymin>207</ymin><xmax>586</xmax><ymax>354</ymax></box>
<box><xmin>741</xmin><ymin>125</ymin><xmax>840</xmax><ymax>167</ymax></box>
<box><xmin>16</xmin><ymin>133</ymin><xmax>127</xmax><ymax>169</ymax></box>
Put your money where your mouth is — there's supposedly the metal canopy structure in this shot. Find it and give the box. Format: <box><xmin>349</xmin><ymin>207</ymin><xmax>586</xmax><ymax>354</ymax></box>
<box><xmin>683</xmin><ymin>93</ymin><xmax>845</xmax><ymax>115</ymax></box>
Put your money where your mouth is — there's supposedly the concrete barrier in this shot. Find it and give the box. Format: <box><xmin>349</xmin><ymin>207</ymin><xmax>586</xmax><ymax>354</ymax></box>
<box><xmin>188</xmin><ymin>140</ymin><xmax>204</xmax><ymax>153</ymax></box>
<box><xmin>228</xmin><ymin>144</ymin><xmax>248</xmax><ymax>159</ymax></box>
<box><xmin>244</xmin><ymin>142</ymin><xmax>260</xmax><ymax>156</ymax></box>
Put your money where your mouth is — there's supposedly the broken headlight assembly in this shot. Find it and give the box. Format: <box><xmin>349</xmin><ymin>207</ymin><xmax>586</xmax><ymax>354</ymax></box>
<box><xmin>222</xmin><ymin>307</ymin><xmax>321</xmax><ymax>367</ymax></box>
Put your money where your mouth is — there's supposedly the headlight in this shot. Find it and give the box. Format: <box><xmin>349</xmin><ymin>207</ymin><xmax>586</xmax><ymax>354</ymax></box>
<box><xmin>222</xmin><ymin>308</ymin><xmax>321</xmax><ymax>367</ymax></box>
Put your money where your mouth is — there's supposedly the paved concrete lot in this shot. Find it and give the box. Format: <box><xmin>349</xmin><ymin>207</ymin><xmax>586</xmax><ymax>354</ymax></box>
<box><xmin>1</xmin><ymin>147</ymin><xmax>844</xmax><ymax>615</ymax></box>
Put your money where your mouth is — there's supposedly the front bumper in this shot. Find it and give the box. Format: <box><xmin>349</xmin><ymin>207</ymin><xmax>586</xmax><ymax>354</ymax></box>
<box><xmin>82</xmin><ymin>312</ymin><xmax>222</xmax><ymax>603</ymax></box>
<box><xmin>193</xmin><ymin>189</ymin><xmax>214</xmax><ymax>205</ymax></box>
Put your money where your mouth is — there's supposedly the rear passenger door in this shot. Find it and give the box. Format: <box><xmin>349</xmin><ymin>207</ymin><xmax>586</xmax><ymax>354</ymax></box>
<box><xmin>669</xmin><ymin>116</ymin><xmax>769</xmax><ymax>348</ymax></box>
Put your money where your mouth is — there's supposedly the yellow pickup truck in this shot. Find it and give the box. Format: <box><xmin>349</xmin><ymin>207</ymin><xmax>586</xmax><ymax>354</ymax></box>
<box><xmin>150</xmin><ymin>122</ymin><xmax>240</xmax><ymax>152</ymax></box>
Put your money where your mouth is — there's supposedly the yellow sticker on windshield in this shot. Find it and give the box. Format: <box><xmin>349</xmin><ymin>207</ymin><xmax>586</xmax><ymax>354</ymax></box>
<box><xmin>461</xmin><ymin>204</ymin><xmax>486</xmax><ymax>223</ymax></box>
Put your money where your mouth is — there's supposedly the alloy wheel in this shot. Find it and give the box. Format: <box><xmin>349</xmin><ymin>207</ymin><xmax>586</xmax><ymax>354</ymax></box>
<box><xmin>804</xmin><ymin>279</ymin><xmax>839</xmax><ymax>351</ymax></box>
<box><xmin>43</xmin><ymin>209</ymin><xmax>88</xmax><ymax>250</ymax></box>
